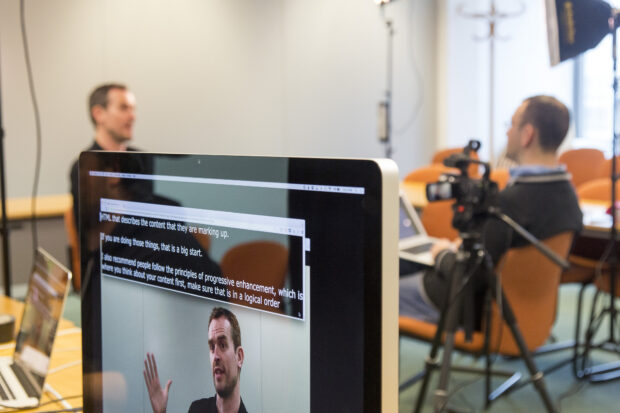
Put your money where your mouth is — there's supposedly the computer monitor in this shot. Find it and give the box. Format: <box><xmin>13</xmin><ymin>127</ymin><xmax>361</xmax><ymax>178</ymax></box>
<box><xmin>79</xmin><ymin>153</ymin><xmax>398</xmax><ymax>412</ymax></box>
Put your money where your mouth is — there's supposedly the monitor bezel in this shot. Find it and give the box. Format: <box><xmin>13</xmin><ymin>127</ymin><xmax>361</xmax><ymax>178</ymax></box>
<box><xmin>79</xmin><ymin>152</ymin><xmax>398</xmax><ymax>412</ymax></box>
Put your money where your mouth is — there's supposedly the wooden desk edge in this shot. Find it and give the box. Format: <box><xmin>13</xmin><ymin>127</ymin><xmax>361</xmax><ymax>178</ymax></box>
<box><xmin>0</xmin><ymin>194</ymin><xmax>71</xmax><ymax>221</ymax></box>
<box><xmin>400</xmin><ymin>182</ymin><xmax>428</xmax><ymax>208</ymax></box>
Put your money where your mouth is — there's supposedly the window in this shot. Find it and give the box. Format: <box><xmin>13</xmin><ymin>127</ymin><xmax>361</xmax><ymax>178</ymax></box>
<box><xmin>574</xmin><ymin>1</ymin><xmax>620</xmax><ymax>155</ymax></box>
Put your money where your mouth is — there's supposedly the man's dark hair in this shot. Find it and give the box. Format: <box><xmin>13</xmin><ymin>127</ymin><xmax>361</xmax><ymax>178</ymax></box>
<box><xmin>520</xmin><ymin>95</ymin><xmax>570</xmax><ymax>152</ymax></box>
<box><xmin>88</xmin><ymin>83</ymin><xmax>127</xmax><ymax>126</ymax></box>
<box><xmin>209</xmin><ymin>307</ymin><xmax>242</xmax><ymax>349</ymax></box>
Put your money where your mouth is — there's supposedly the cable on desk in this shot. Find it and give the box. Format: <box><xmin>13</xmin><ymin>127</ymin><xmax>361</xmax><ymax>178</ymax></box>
<box><xmin>44</xmin><ymin>384</ymin><xmax>72</xmax><ymax>409</ymax></box>
<box><xmin>52</xmin><ymin>347</ymin><xmax>81</xmax><ymax>353</ymax></box>
<box><xmin>0</xmin><ymin>394</ymin><xmax>81</xmax><ymax>411</ymax></box>
<box><xmin>48</xmin><ymin>360</ymin><xmax>82</xmax><ymax>375</ymax></box>
<box><xmin>0</xmin><ymin>342</ymin><xmax>15</xmax><ymax>351</ymax></box>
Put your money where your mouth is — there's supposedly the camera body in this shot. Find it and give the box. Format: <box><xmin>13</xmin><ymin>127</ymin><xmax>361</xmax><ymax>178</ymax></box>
<box><xmin>426</xmin><ymin>173</ymin><xmax>495</xmax><ymax>205</ymax></box>
<box><xmin>425</xmin><ymin>140</ymin><xmax>498</xmax><ymax>233</ymax></box>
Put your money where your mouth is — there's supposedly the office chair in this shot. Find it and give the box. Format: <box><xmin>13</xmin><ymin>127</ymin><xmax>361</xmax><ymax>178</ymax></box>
<box><xmin>578</xmin><ymin>242</ymin><xmax>620</xmax><ymax>382</ymax></box>
<box><xmin>399</xmin><ymin>231</ymin><xmax>574</xmax><ymax>408</ymax></box>
<box><xmin>566</xmin><ymin>178</ymin><xmax>620</xmax><ymax>292</ymax></box>
<box><xmin>490</xmin><ymin>168</ymin><xmax>510</xmax><ymax>190</ymax></box>
<box><xmin>597</xmin><ymin>155</ymin><xmax>620</xmax><ymax>180</ymax></box>
<box><xmin>420</xmin><ymin>201</ymin><xmax>458</xmax><ymax>241</ymax></box>
<box><xmin>560</xmin><ymin>177</ymin><xmax>613</xmax><ymax>285</ymax></box>
<box><xmin>553</xmin><ymin>178</ymin><xmax>619</xmax><ymax>376</ymax></box>
<box><xmin>191</xmin><ymin>232</ymin><xmax>211</xmax><ymax>253</ymax></box>
<box><xmin>573</xmin><ymin>179</ymin><xmax>620</xmax><ymax>381</ymax></box>
<box><xmin>220</xmin><ymin>240</ymin><xmax>289</xmax><ymax>311</ymax></box>
<box><xmin>558</xmin><ymin>148</ymin><xmax>605</xmax><ymax>188</ymax></box>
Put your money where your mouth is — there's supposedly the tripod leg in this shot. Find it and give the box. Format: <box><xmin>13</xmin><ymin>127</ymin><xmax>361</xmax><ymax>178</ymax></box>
<box><xmin>433</xmin><ymin>254</ymin><xmax>468</xmax><ymax>413</ymax></box>
<box><xmin>572</xmin><ymin>283</ymin><xmax>586</xmax><ymax>378</ymax></box>
<box><xmin>495</xmin><ymin>285</ymin><xmax>558</xmax><ymax>413</ymax></box>
<box><xmin>580</xmin><ymin>289</ymin><xmax>602</xmax><ymax>375</ymax></box>
<box><xmin>482</xmin><ymin>289</ymin><xmax>492</xmax><ymax>408</ymax></box>
<box><xmin>434</xmin><ymin>332</ymin><xmax>457</xmax><ymax>413</ymax></box>
<box><xmin>413</xmin><ymin>281</ymin><xmax>455</xmax><ymax>413</ymax></box>
<box><xmin>413</xmin><ymin>336</ymin><xmax>441</xmax><ymax>413</ymax></box>
<box><xmin>413</xmin><ymin>297</ymin><xmax>450</xmax><ymax>413</ymax></box>
<box><xmin>414</xmin><ymin>252</ymin><xmax>468</xmax><ymax>413</ymax></box>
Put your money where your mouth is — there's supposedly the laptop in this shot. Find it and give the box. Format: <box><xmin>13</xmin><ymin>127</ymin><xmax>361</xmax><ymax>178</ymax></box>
<box><xmin>0</xmin><ymin>248</ymin><xmax>71</xmax><ymax>409</ymax></box>
<box><xmin>398</xmin><ymin>191</ymin><xmax>439</xmax><ymax>266</ymax></box>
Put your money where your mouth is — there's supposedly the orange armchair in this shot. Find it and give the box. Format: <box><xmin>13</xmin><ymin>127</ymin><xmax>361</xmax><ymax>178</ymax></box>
<box><xmin>220</xmin><ymin>241</ymin><xmax>289</xmax><ymax>312</ymax></box>
<box><xmin>559</xmin><ymin>148</ymin><xmax>605</xmax><ymax>188</ymax></box>
<box><xmin>400</xmin><ymin>232</ymin><xmax>574</xmax><ymax>407</ymax></box>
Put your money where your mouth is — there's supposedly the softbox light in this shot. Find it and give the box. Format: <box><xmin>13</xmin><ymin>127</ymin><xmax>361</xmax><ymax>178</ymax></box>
<box><xmin>545</xmin><ymin>0</ymin><xmax>614</xmax><ymax>65</ymax></box>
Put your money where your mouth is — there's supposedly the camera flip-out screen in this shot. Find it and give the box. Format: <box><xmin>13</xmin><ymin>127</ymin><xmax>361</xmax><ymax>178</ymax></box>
<box><xmin>426</xmin><ymin>180</ymin><xmax>455</xmax><ymax>202</ymax></box>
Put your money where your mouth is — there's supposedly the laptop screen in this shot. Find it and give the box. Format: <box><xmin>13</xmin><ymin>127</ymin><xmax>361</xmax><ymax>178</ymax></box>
<box><xmin>14</xmin><ymin>249</ymin><xmax>71</xmax><ymax>394</ymax></box>
<box><xmin>399</xmin><ymin>202</ymin><xmax>418</xmax><ymax>239</ymax></box>
<box><xmin>80</xmin><ymin>153</ymin><xmax>398</xmax><ymax>412</ymax></box>
<box><xmin>399</xmin><ymin>195</ymin><xmax>424</xmax><ymax>239</ymax></box>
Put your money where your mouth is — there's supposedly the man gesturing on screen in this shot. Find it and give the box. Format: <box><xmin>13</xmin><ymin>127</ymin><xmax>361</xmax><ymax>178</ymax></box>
<box><xmin>144</xmin><ymin>352</ymin><xmax>172</xmax><ymax>413</ymax></box>
<box><xmin>144</xmin><ymin>307</ymin><xmax>248</xmax><ymax>413</ymax></box>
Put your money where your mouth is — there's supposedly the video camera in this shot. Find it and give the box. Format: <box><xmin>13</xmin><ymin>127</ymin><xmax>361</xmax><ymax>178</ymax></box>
<box><xmin>426</xmin><ymin>140</ymin><xmax>499</xmax><ymax>233</ymax></box>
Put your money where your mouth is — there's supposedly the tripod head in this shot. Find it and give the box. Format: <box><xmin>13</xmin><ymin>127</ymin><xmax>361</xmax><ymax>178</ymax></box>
<box><xmin>426</xmin><ymin>140</ymin><xmax>569</xmax><ymax>270</ymax></box>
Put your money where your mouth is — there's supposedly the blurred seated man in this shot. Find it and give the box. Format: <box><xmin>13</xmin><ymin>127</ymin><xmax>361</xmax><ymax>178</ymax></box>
<box><xmin>399</xmin><ymin>95</ymin><xmax>583</xmax><ymax>324</ymax></box>
<box><xmin>69</xmin><ymin>83</ymin><xmax>138</xmax><ymax>223</ymax></box>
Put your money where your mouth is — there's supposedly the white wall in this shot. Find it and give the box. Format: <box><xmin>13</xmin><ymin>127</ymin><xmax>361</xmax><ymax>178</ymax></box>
<box><xmin>0</xmin><ymin>0</ymin><xmax>438</xmax><ymax>198</ymax></box>
<box><xmin>438</xmin><ymin>0</ymin><xmax>574</xmax><ymax>163</ymax></box>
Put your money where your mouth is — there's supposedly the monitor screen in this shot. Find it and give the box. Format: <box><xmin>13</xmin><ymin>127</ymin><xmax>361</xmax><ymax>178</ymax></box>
<box><xmin>79</xmin><ymin>153</ymin><xmax>398</xmax><ymax>412</ymax></box>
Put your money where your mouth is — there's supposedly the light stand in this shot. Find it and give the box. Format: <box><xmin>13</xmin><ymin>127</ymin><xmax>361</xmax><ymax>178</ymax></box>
<box><xmin>611</xmin><ymin>19</ymin><xmax>618</xmax><ymax>346</ymax></box>
<box><xmin>544</xmin><ymin>0</ymin><xmax>620</xmax><ymax>382</ymax></box>
<box><xmin>578</xmin><ymin>17</ymin><xmax>620</xmax><ymax>382</ymax></box>
<box><xmin>378</xmin><ymin>3</ymin><xmax>395</xmax><ymax>159</ymax></box>
<box><xmin>0</xmin><ymin>34</ymin><xmax>12</xmax><ymax>298</ymax></box>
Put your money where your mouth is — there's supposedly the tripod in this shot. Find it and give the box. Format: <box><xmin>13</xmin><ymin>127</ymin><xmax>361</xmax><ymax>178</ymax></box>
<box><xmin>576</xmin><ymin>23</ymin><xmax>620</xmax><ymax>383</ymax></box>
<box><xmin>412</xmin><ymin>209</ymin><xmax>569</xmax><ymax>413</ymax></box>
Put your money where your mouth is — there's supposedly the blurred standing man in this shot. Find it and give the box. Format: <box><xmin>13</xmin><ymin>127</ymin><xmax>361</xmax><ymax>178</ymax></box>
<box><xmin>69</xmin><ymin>83</ymin><xmax>137</xmax><ymax>222</ymax></box>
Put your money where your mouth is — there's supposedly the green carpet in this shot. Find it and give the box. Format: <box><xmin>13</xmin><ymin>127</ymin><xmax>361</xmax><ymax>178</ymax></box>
<box><xmin>7</xmin><ymin>282</ymin><xmax>619</xmax><ymax>412</ymax></box>
<box><xmin>399</xmin><ymin>284</ymin><xmax>620</xmax><ymax>412</ymax></box>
